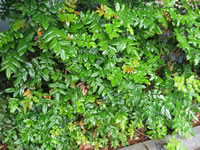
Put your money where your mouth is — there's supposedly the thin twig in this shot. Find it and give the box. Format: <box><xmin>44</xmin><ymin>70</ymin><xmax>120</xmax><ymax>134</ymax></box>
<box><xmin>135</xmin><ymin>129</ymin><xmax>152</xmax><ymax>140</ymax></box>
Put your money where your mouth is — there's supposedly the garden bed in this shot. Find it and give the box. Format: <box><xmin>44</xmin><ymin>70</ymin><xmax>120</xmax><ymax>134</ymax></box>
<box><xmin>2</xmin><ymin>115</ymin><xmax>200</xmax><ymax>150</ymax></box>
<box><xmin>80</xmin><ymin>114</ymin><xmax>200</xmax><ymax>150</ymax></box>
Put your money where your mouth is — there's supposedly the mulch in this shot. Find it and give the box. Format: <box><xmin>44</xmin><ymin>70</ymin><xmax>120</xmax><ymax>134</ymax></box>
<box><xmin>0</xmin><ymin>141</ymin><xmax>7</xmax><ymax>150</ymax></box>
<box><xmin>193</xmin><ymin>113</ymin><xmax>200</xmax><ymax>127</ymax></box>
<box><xmin>80</xmin><ymin>128</ymin><xmax>149</xmax><ymax>150</ymax></box>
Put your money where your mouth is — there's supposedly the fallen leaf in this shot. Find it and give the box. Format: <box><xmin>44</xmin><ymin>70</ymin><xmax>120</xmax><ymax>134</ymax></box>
<box><xmin>71</xmin><ymin>82</ymin><xmax>75</xmax><ymax>88</ymax></box>
<box><xmin>127</xmin><ymin>66</ymin><xmax>134</xmax><ymax>73</ymax></box>
<box><xmin>107</xmin><ymin>132</ymin><xmax>111</xmax><ymax>137</ymax></box>
<box><xmin>84</xmin><ymin>144</ymin><xmax>93</xmax><ymax>150</ymax></box>
<box><xmin>80</xmin><ymin>144</ymin><xmax>93</xmax><ymax>150</ymax></box>
<box><xmin>49</xmin><ymin>87</ymin><xmax>56</xmax><ymax>93</ymax></box>
<box><xmin>164</xmin><ymin>11</ymin><xmax>171</xmax><ymax>22</ymax></box>
<box><xmin>168</xmin><ymin>63</ymin><xmax>174</xmax><ymax>72</ymax></box>
<box><xmin>79</xmin><ymin>121</ymin><xmax>84</xmax><ymax>127</ymax></box>
<box><xmin>74</xmin><ymin>11</ymin><xmax>80</xmax><ymax>15</ymax></box>
<box><xmin>83</xmin><ymin>128</ymin><xmax>86</xmax><ymax>134</ymax></box>
<box><xmin>93</xmin><ymin>128</ymin><xmax>97</xmax><ymax>138</ymax></box>
<box><xmin>24</xmin><ymin>89</ymin><xmax>31</xmax><ymax>97</ymax></box>
<box><xmin>78</xmin><ymin>82</ymin><xmax>89</xmax><ymax>95</ymax></box>
<box><xmin>43</xmin><ymin>95</ymin><xmax>51</xmax><ymax>100</ymax></box>
<box><xmin>37</xmin><ymin>27</ymin><xmax>43</xmax><ymax>36</ymax></box>
<box><xmin>80</xmin><ymin>144</ymin><xmax>84</xmax><ymax>150</ymax></box>
<box><xmin>96</xmin><ymin>100</ymin><xmax>102</xmax><ymax>105</ymax></box>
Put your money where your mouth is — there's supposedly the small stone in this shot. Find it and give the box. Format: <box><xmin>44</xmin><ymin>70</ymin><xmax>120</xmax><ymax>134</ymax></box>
<box><xmin>135</xmin><ymin>137</ymin><xmax>140</xmax><ymax>140</ymax></box>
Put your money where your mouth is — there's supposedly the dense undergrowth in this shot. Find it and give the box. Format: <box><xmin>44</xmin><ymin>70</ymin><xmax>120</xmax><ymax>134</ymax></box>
<box><xmin>0</xmin><ymin>0</ymin><xmax>200</xmax><ymax>149</ymax></box>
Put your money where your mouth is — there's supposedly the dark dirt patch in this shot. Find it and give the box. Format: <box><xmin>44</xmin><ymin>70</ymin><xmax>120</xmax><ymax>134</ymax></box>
<box><xmin>0</xmin><ymin>141</ymin><xmax>7</xmax><ymax>150</ymax></box>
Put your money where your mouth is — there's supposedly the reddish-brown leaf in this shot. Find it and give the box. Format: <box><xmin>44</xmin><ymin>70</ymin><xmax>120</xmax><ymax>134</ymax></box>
<box><xmin>78</xmin><ymin>82</ymin><xmax>89</xmax><ymax>96</ymax></box>
<box><xmin>37</xmin><ymin>27</ymin><xmax>43</xmax><ymax>36</ymax></box>
<box><xmin>24</xmin><ymin>89</ymin><xmax>31</xmax><ymax>97</ymax></box>
<box><xmin>93</xmin><ymin>128</ymin><xmax>97</xmax><ymax>138</ymax></box>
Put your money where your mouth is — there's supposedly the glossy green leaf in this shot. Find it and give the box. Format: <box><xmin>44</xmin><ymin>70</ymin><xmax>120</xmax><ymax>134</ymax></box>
<box><xmin>6</xmin><ymin>68</ymin><xmax>11</xmax><ymax>80</ymax></box>
<box><xmin>42</xmin><ymin>103</ymin><xmax>47</xmax><ymax>114</ymax></box>
<box><xmin>60</xmin><ymin>49</ymin><xmax>66</xmax><ymax>60</ymax></box>
<box><xmin>49</xmin><ymin>38</ymin><xmax>58</xmax><ymax>50</ymax></box>
<box><xmin>42</xmin><ymin>20</ymin><xmax>49</xmax><ymax>30</ymax></box>
<box><xmin>17</xmin><ymin>40</ymin><xmax>27</xmax><ymax>56</ymax></box>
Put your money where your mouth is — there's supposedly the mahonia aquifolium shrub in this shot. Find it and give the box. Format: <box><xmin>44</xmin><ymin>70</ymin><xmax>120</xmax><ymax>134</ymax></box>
<box><xmin>0</xmin><ymin>0</ymin><xmax>200</xmax><ymax>149</ymax></box>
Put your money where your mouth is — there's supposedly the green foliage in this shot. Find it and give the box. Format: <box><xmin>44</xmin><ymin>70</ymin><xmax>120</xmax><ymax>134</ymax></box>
<box><xmin>0</xmin><ymin>0</ymin><xmax>200</xmax><ymax>149</ymax></box>
<box><xmin>174</xmin><ymin>75</ymin><xmax>200</xmax><ymax>102</ymax></box>
<box><xmin>165</xmin><ymin>136</ymin><xmax>187</xmax><ymax>150</ymax></box>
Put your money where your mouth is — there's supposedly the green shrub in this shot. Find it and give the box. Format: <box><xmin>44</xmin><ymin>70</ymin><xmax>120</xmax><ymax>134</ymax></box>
<box><xmin>0</xmin><ymin>0</ymin><xmax>200</xmax><ymax>149</ymax></box>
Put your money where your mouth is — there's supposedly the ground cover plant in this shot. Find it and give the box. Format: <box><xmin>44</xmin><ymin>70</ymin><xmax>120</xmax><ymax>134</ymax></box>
<box><xmin>0</xmin><ymin>0</ymin><xmax>200</xmax><ymax>149</ymax></box>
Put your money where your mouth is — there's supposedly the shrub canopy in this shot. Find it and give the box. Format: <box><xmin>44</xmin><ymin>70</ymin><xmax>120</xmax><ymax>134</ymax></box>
<box><xmin>0</xmin><ymin>0</ymin><xmax>200</xmax><ymax>149</ymax></box>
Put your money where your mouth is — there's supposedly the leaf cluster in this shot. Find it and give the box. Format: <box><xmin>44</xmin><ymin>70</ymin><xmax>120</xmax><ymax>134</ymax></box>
<box><xmin>0</xmin><ymin>0</ymin><xmax>200</xmax><ymax>149</ymax></box>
